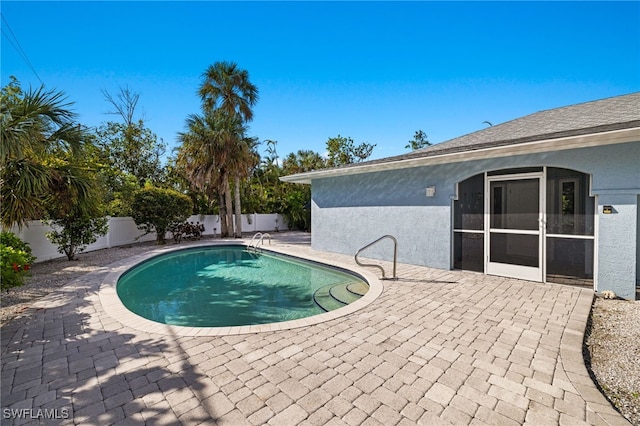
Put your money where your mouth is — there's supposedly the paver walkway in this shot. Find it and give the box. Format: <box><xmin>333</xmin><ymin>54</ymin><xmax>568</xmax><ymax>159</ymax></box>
<box><xmin>1</xmin><ymin>233</ymin><xmax>630</xmax><ymax>425</ymax></box>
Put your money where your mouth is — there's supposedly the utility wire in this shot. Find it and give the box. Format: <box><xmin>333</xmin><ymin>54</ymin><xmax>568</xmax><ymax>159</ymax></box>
<box><xmin>1</xmin><ymin>28</ymin><xmax>31</xmax><ymax>72</ymax></box>
<box><xmin>1</xmin><ymin>13</ymin><xmax>44</xmax><ymax>85</ymax></box>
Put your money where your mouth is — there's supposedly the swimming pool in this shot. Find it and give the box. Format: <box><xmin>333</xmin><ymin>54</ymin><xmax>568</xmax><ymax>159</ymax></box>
<box><xmin>117</xmin><ymin>245</ymin><xmax>369</xmax><ymax>327</ymax></box>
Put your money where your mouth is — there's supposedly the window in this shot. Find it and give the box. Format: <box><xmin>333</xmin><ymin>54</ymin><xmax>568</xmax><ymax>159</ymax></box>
<box><xmin>453</xmin><ymin>173</ymin><xmax>484</xmax><ymax>272</ymax></box>
<box><xmin>546</xmin><ymin>168</ymin><xmax>594</xmax><ymax>236</ymax></box>
<box><xmin>545</xmin><ymin>168</ymin><xmax>594</xmax><ymax>286</ymax></box>
<box><xmin>453</xmin><ymin>173</ymin><xmax>484</xmax><ymax>231</ymax></box>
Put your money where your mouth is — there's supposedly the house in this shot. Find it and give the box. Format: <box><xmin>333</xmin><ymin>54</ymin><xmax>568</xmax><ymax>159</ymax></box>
<box><xmin>281</xmin><ymin>93</ymin><xmax>640</xmax><ymax>300</ymax></box>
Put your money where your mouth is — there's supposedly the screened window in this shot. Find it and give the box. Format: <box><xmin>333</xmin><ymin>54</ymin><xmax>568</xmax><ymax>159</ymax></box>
<box><xmin>454</xmin><ymin>233</ymin><xmax>484</xmax><ymax>271</ymax></box>
<box><xmin>453</xmin><ymin>173</ymin><xmax>484</xmax><ymax>231</ymax></box>
<box><xmin>453</xmin><ymin>173</ymin><xmax>484</xmax><ymax>272</ymax></box>
<box><xmin>545</xmin><ymin>168</ymin><xmax>594</xmax><ymax>286</ymax></box>
<box><xmin>546</xmin><ymin>168</ymin><xmax>594</xmax><ymax>236</ymax></box>
<box><xmin>546</xmin><ymin>238</ymin><xmax>594</xmax><ymax>285</ymax></box>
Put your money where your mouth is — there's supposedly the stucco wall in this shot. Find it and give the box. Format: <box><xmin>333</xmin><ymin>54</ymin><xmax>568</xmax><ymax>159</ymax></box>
<box><xmin>311</xmin><ymin>204</ymin><xmax>451</xmax><ymax>269</ymax></box>
<box><xmin>310</xmin><ymin>141</ymin><xmax>639</xmax><ymax>298</ymax></box>
<box><xmin>311</xmin><ymin>162</ymin><xmax>460</xmax><ymax>269</ymax></box>
<box><xmin>596</xmin><ymin>194</ymin><xmax>638</xmax><ymax>299</ymax></box>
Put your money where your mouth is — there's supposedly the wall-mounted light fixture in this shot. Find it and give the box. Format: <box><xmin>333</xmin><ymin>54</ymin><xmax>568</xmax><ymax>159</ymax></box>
<box><xmin>425</xmin><ymin>186</ymin><xmax>436</xmax><ymax>197</ymax></box>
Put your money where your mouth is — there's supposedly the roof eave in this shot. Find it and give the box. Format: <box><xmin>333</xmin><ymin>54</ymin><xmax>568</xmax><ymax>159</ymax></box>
<box><xmin>280</xmin><ymin>127</ymin><xmax>640</xmax><ymax>184</ymax></box>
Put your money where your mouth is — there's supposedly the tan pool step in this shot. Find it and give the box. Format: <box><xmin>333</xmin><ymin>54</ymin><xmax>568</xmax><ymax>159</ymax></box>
<box><xmin>313</xmin><ymin>281</ymin><xmax>369</xmax><ymax>312</ymax></box>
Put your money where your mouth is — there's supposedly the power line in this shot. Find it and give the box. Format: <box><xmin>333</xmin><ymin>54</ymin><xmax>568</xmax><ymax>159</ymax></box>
<box><xmin>1</xmin><ymin>28</ymin><xmax>31</xmax><ymax>72</ymax></box>
<box><xmin>1</xmin><ymin>13</ymin><xmax>44</xmax><ymax>85</ymax></box>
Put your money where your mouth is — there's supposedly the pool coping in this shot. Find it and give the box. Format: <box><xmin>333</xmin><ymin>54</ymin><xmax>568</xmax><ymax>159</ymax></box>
<box><xmin>98</xmin><ymin>241</ymin><xmax>384</xmax><ymax>336</ymax></box>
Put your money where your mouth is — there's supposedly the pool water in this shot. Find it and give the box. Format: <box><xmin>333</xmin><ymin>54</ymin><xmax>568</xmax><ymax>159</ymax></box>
<box><xmin>117</xmin><ymin>245</ymin><xmax>367</xmax><ymax>327</ymax></box>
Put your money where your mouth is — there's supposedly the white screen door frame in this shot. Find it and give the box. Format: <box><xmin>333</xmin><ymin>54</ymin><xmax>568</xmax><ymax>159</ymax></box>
<box><xmin>485</xmin><ymin>172</ymin><xmax>545</xmax><ymax>282</ymax></box>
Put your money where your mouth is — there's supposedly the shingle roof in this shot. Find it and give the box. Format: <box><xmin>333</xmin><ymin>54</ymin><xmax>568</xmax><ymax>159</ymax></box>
<box><xmin>355</xmin><ymin>92</ymin><xmax>640</xmax><ymax>167</ymax></box>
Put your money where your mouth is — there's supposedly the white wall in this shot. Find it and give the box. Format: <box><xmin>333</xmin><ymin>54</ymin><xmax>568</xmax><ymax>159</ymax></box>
<box><xmin>186</xmin><ymin>213</ymin><xmax>287</xmax><ymax>236</ymax></box>
<box><xmin>11</xmin><ymin>214</ymin><xmax>288</xmax><ymax>263</ymax></box>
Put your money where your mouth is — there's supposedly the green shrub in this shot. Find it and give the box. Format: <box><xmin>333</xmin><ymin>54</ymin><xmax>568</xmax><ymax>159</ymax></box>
<box><xmin>44</xmin><ymin>216</ymin><xmax>109</xmax><ymax>261</ymax></box>
<box><xmin>1</xmin><ymin>232</ymin><xmax>36</xmax><ymax>290</ymax></box>
<box><xmin>131</xmin><ymin>187</ymin><xmax>193</xmax><ymax>244</ymax></box>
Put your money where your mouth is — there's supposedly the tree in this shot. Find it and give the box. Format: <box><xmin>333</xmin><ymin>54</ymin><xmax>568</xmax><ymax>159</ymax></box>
<box><xmin>187</xmin><ymin>61</ymin><xmax>259</xmax><ymax>237</ymax></box>
<box><xmin>96</xmin><ymin>120</ymin><xmax>166</xmax><ymax>187</ymax></box>
<box><xmin>1</xmin><ymin>77</ymin><xmax>98</xmax><ymax>229</ymax></box>
<box><xmin>97</xmin><ymin>87</ymin><xmax>166</xmax><ymax>195</ymax></box>
<box><xmin>199</xmin><ymin>61</ymin><xmax>258</xmax><ymax>122</ymax></box>
<box><xmin>405</xmin><ymin>129</ymin><xmax>431</xmax><ymax>151</ymax></box>
<box><xmin>102</xmin><ymin>86</ymin><xmax>139</xmax><ymax>126</ymax></box>
<box><xmin>131</xmin><ymin>187</ymin><xmax>193</xmax><ymax>244</ymax></box>
<box><xmin>325</xmin><ymin>135</ymin><xmax>375</xmax><ymax>167</ymax></box>
<box><xmin>44</xmin><ymin>216</ymin><xmax>108</xmax><ymax>261</ymax></box>
<box><xmin>279</xmin><ymin>149</ymin><xmax>326</xmax><ymax>231</ymax></box>
<box><xmin>164</xmin><ymin>157</ymin><xmax>213</xmax><ymax>214</ymax></box>
<box><xmin>42</xmin><ymin>149</ymin><xmax>109</xmax><ymax>260</ymax></box>
<box><xmin>241</xmin><ymin>139</ymin><xmax>283</xmax><ymax>215</ymax></box>
<box><xmin>282</xmin><ymin>149</ymin><xmax>326</xmax><ymax>175</ymax></box>
<box><xmin>176</xmin><ymin>111</ymin><xmax>240</xmax><ymax>237</ymax></box>
<box><xmin>230</xmin><ymin>135</ymin><xmax>260</xmax><ymax>237</ymax></box>
<box><xmin>239</xmin><ymin>141</ymin><xmax>329</xmax><ymax>231</ymax></box>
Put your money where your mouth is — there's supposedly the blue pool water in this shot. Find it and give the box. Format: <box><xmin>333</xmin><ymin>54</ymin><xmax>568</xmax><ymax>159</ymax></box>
<box><xmin>117</xmin><ymin>245</ymin><xmax>367</xmax><ymax>327</ymax></box>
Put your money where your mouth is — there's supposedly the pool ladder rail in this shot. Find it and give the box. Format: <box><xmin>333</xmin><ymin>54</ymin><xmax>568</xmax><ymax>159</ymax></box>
<box><xmin>248</xmin><ymin>232</ymin><xmax>272</xmax><ymax>250</ymax></box>
<box><xmin>355</xmin><ymin>235</ymin><xmax>398</xmax><ymax>280</ymax></box>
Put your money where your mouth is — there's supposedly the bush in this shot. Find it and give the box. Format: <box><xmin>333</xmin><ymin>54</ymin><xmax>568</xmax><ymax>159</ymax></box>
<box><xmin>44</xmin><ymin>216</ymin><xmax>109</xmax><ymax>261</ymax></box>
<box><xmin>168</xmin><ymin>221</ymin><xmax>204</xmax><ymax>243</ymax></box>
<box><xmin>1</xmin><ymin>232</ymin><xmax>36</xmax><ymax>291</ymax></box>
<box><xmin>131</xmin><ymin>187</ymin><xmax>193</xmax><ymax>244</ymax></box>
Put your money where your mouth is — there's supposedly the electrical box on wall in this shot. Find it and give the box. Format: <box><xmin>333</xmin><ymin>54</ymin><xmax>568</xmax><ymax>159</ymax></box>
<box><xmin>425</xmin><ymin>186</ymin><xmax>436</xmax><ymax>197</ymax></box>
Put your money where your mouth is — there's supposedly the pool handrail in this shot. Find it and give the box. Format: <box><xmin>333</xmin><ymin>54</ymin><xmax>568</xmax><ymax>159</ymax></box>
<box><xmin>248</xmin><ymin>232</ymin><xmax>263</xmax><ymax>249</ymax></box>
<box><xmin>259</xmin><ymin>233</ymin><xmax>272</xmax><ymax>246</ymax></box>
<box><xmin>248</xmin><ymin>232</ymin><xmax>272</xmax><ymax>250</ymax></box>
<box><xmin>355</xmin><ymin>235</ymin><xmax>398</xmax><ymax>280</ymax></box>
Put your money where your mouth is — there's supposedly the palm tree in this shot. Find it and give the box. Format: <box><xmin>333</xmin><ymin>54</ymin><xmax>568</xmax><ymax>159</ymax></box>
<box><xmin>197</xmin><ymin>61</ymin><xmax>258</xmax><ymax>237</ymax></box>
<box><xmin>229</xmin><ymin>135</ymin><xmax>260</xmax><ymax>237</ymax></box>
<box><xmin>279</xmin><ymin>150</ymin><xmax>326</xmax><ymax>231</ymax></box>
<box><xmin>217</xmin><ymin>116</ymin><xmax>249</xmax><ymax>238</ymax></box>
<box><xmin>177</xmin><ymin>112</ymin><xmax>226</xmax><ymax>235</ymax></box>
<box><xmin>282</xmin><ymin>150</ymin><xmax>326</xmax><ymax>174</ymax></box>
<box><xmin>1</xmin><ymin>78</ymin><xmax>96</xmax><ymax>229</ymax></box>
<box><xmin>199</xmin><ymin>61</ymin><xmax>258</xmax><ymax>122</ymax></box>
<box><xmin>176</xmin><ymin>110</ymin><xmax>249</xmax><ymax>237</ymax></box>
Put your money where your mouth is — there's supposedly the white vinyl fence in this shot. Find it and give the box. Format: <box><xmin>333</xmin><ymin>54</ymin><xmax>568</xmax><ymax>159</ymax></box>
<box><xmin>11</xmin><ymin>214</ymin><xmax>288</xmax><ymax>263</ymax></box>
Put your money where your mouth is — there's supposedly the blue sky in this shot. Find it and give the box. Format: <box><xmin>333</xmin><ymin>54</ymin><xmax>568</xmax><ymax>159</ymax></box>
<box><xmin>2</xmin><ymin>1</ymin><xmax>639</xmax><ymax>162</ymax></box>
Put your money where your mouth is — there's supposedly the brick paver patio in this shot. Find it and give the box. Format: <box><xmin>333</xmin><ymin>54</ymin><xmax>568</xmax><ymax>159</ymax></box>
<box><xmin>0</xmin><ymin>233</ymin><xmax>630</xmax><ymax>425</ymax></box>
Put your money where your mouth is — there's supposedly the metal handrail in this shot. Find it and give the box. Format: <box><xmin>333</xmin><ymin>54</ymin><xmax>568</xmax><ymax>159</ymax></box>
<box><xmin>258</xmin><ymin>233</ymin><xmax>271</xmax><ymax>246</ymax></box>
<box><xmin>248</xmin><ymin>232</ymin><xmax>272</xmax><ymax>249</ymax></box>
<box><xmin>355</xmin><ymin>235</ymin><xmax>398</xmax><ymax>280</ymax></box>
<box><xmin>248</xmin><ymin>232</ymin><xmax>263</xmax><ymax>249</ymax></box>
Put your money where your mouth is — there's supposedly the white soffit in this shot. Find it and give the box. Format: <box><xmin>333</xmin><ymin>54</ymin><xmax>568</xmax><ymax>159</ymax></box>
<box><xmin>280</xmin><ymin>127</ymin><xmax>640</xmax><ymax>184</ymax></box>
